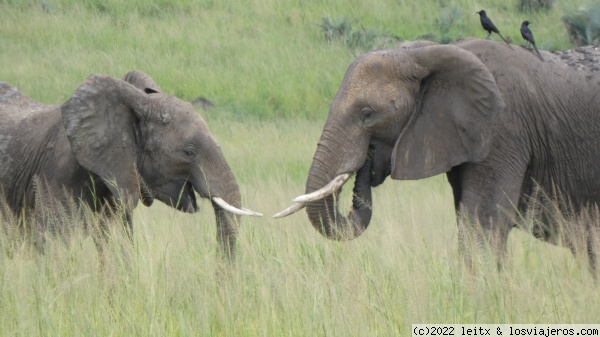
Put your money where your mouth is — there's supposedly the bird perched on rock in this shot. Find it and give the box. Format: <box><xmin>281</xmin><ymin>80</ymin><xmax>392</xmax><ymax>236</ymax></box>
<box><xmin>520</xmin><ymin>20</ymin><xmax>545</xmax><ymax>61</ymax></box>
<box><xmin>474</xmin><ymin>9</ymin><xmax>514</xmax><ymax>50</ymax></box>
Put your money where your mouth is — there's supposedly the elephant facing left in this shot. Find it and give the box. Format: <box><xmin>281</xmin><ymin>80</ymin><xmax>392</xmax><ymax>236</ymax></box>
<box><xmin>0</xmin><ymin>70</ymin><xmax>261</xmax><ymax>258</ymax></box>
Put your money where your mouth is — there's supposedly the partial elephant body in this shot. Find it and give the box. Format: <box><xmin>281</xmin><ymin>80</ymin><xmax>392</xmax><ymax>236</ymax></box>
<box><xmin>0</xmin><ymin>99</ymin><xmax>88</xmax><ymax>213</ymax></box>
<box><xmin>0</xmin><ymin>86</ymin><xmax>120</xmax><ymax>245</ymax></box>
<box><xmin>0</xmin><ymin>71</ymin><xmax>260</xmax><ymax>258</ymax></box>
<box><xmin>451</xmin><ymin>39</ymin><xmax>600</xmax><ymax>245</ymax></box>
<box><xmin>436</xmin><ymin>40</ymin><xmax>600</xmax><ymax>213</ymax></box>
<box><xmin>277</xmin><ymin>38</ymin><xmax>600</xmax><ymax>272</ymax></box>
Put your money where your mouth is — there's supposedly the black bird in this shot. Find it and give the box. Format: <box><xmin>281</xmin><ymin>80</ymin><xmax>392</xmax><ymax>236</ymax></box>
<box><xmin>474</xmin><ymin>9</ymin><xmax>514</xmax><ymax>50</ymax></box>
<box><xmin>520</xmin><ymin>20</ymin><xmax>545</xmax><ymax>61</ymax></box>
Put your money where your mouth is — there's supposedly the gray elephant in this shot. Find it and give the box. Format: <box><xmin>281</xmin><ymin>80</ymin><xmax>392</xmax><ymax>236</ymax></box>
<box><xmin>0</xmin><ymin>70</ymin><xmax>261</xmax><ymax>258</ymax></box>
<box><xmin>276</xmin><ymin>38</ymin><xmax>600</xmax><ymax>271</ymax></box>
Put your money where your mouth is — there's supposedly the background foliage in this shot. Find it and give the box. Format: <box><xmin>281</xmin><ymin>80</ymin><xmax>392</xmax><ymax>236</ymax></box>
<box><xmin>563</xmin><ymin>2</ymin><xmax>600</xmax><ymax>45</ymax></box>
<box><xmin>1</xmin><ymin>0</ymin><xmax>599</xmax><ymax>119</ymax></box>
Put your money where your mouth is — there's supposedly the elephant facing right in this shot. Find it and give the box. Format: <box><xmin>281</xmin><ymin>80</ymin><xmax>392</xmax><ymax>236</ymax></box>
<box><xmin>276</xmin><ymin>38</ymin><xmax>600</xmax><ymax>273</ymax></box>
<box><xmin>0</xmin><ymin>70</ymin><xmax>262</xmax><ymax>259</ymax></box>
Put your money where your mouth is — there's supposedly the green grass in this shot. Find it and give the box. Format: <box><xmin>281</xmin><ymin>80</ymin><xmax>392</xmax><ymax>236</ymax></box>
<box><xmin>2</xmin><ymin>0</ymin><xmax>600</xmax><ymax>335</ymax></box>
<box><xmin>1</xmin><ymin>118</ymin><xmax>599</xmax><ymax>336</ymax></box>
<box><xmin>1</xmin><ymin>0</ymin><xmax>598</xmax><ymax>119</ymax></box>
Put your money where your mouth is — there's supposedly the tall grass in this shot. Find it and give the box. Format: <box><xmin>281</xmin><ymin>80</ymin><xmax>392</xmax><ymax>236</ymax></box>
<box><xmin>2</xmin><ymin>1</ymin><xmax>600</xmax><ymax>335</ymax></box>
<box><xmin>1</xmin><ymin>119</ymin><xmax>599</xmax><ymax>336</ymax></box>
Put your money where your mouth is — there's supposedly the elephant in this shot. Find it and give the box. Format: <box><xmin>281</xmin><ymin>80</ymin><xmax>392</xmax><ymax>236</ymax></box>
<box><xmin>275</xmin><ymin>38</ymin><xmax>600</xmax><ymax>272</ymax></box>
<box><xmin>0</xmin><ymin>70</ymin><xmax>261</xmax><ymax>258</ymax></box>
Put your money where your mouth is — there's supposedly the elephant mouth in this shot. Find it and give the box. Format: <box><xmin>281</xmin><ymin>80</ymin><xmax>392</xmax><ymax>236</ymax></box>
<box><xmin>366</xmin><ymin>142</ymin><xmax>391</xmax><ymax>187</ymax></box>
<box><xmin>342</xmin><ymin>143</ymin><xmax>389</xmax><ymax>188</ymax></box>
<box><xmin>274</xmin><ymin>147</ymin><xmax>377</xmax><ymax>222</ymax></box>
<box><xmin>178</xmin><ymin>181</ymin><xmax>198</xmax><ymax>213</ymax></box>
<box><xmin>152</xmin><ymin>178</ymin><xmax>261</xmax><ymax>216</ymax></box>
<box><xmin>273</xmin><ymin>143</ymin><xmax>383</xmax><ymax>240</ymax></box>
<box><xmin>155</xmin><ymin>180</ymin><xmax>199</xmax><ymax>213</ymax></box>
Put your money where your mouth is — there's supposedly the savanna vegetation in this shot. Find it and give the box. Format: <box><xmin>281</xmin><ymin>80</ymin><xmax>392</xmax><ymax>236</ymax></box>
<box><xmin>1</xmin><ymin>0</ymin><xmax>599</xmax><ymax>335</ymax></box>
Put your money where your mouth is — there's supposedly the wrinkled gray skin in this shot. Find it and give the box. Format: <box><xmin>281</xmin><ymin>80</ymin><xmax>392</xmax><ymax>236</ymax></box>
<box><xmin>0</xmin><ymin>71</ymin><xmax>242</xmax><ymax>258</ymax></box>
<box><xmin>297</xmin><ymin>38</ymin><xmax>600</xmax><ymax>271</ymax></box>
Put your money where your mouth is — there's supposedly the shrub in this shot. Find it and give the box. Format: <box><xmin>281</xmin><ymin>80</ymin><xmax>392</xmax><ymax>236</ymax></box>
<box><xmin>562</xmin><ymin>3</ymin><xmax>600</xmax><ymax>46</ymax></box>
<box><xmin>319</xmin><ymin>16</ymin><xmax>401</xmax><ymax>53</ymax></box>
<box><xmin>519</xmin><ymin>0</ymin><xmax>553</xmax><ymax>12</ymax></box>
<box><xmin>435</xmin><ymin>6</ymin><xmax>466</xmax><ymax>44</ymax></box>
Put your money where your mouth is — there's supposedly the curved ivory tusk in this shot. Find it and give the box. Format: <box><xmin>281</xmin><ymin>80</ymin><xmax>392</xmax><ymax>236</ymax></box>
<box><xmin>272</xmin><ymin>203</ymin><xmax>306</xmax><ymax>219</ymax></box>
<box><xmin>292</xmin><ymin>173</ymin><xmax>352</xmax><ymax>203</ymax></box>
<box><xmin>212</xmin><ymin>197</ymin><xmax>263</xmax><ymax>217</ymax></box>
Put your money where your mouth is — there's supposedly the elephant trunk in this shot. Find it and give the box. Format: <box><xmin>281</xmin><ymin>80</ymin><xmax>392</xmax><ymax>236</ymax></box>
<box><xmin>212</xmin><ymin>175</ymin><xmax>242</xmax><ymax>260</ymax></box>
<box><xmin>212</xmin><ymin>199</ymin><xmax>241</xmax><ymax>260</ymax></box>
<box><xmin>192</xmin><ymin>156</ymin><xmax>243</xmax><ymax>259</ymax></box>
<box><xmin>304</xmin><ymin>144</ymin><xmax>373</xmax><ymax>240</ymax></box>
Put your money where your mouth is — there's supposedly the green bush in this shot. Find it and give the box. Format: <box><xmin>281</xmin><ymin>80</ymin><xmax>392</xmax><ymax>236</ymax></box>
<box><xmin>320</xmin><ymin>16</ymin><xmax>401</xmax><ymax>53</ymax></box>
<box><xmin>519</xmin><ymin>0</ymin><xmax>553</xmax><ymax>12</ymax></box>
<box><xmin>562</xmin><ymin>3</ymin><xmax>600</xmax><ymax>46</ymax></box>
<box><xmin>435</xmin><ymin>5</ymin><xmax>466</xmax><ymax>44</ymax></box>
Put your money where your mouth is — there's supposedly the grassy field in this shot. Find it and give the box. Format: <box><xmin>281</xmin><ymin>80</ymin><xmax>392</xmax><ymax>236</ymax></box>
<box><xmin>2</xmin><ymin>0</ymin><xmax>600</xmax><ymax>336</ymax></box>
<box><xmin>1</xmin><ymin>0</ymin><xmax>597</xmax><ymax>119</ymax></box>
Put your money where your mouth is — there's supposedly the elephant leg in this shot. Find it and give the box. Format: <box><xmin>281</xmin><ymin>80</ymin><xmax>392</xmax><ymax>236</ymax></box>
<box><xmin>91</xmin><ymin>198</ymin><xmax>134</xmax><ymax>274</ymax></box>
<box><xmin>30</xmin><ymin>177</ymin><xmax>79</xmax><ymax>253</ymax></box>
<box><xmin>448</xmin><ymin>165</ymin><xmax>511</xmax><ymax>269</ymax></box>
<box><xmin>457</xmin><ymin>213</ymin><xmax>512</xmax><ymax>272</ymax></box>
<box><xmin>588</xmin><ymin>232</ymin><xmax>597</xmax><ymax>279</ymax></box>
<box><xmin>96</xmin><ymin>197</ymin><xmax>134</xmax><ymax>241</ymax></box>
<box><xmin>587</xmin><ymin>220</ymin><xmax>599</xmax><ymax>279</ymax></box>
<box><xmin>455</xmin><ymin>163</ymin><xmax>525</xmax><ymax>271</ymax></box>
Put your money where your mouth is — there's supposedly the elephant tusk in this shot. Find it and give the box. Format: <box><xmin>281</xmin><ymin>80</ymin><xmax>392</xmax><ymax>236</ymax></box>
<box><xmin>212</xmin><ymin>197</ymin><xmax>263</xmax><ymax>217</ymax></box>
<box><xmin>292</xmin><ymin>173</ymin><xmax>352</xmax><ymax>203</ymax></box>
<box><xmin>242</xmin><ymin>207</ymin><xmax>264</xmax><ymax>217</ymax></box>
<box><xmin>273</xmin><ymin>202</ymin><xmax>306</xmax><ymax>218</ymax></box>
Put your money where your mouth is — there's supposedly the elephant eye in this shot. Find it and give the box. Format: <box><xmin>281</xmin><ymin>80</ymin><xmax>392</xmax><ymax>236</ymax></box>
<box><xmin>360</xmin><ymin>108</ymin><xmax>374</xmax><ymax>124</ymax></box>
<box><xmin>183</xmin><ymin>146</ymin><xmax>197</xmax><ymax>158</ymax></box>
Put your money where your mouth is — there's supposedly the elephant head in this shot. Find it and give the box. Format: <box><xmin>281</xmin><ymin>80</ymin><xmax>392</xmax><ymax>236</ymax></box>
<box><xmin>275</xmin><ymin>44</ymin><xmax>504</xmax><ymax>240</ymax></box>
<box><xmin>61</xmin><ymin>71</ymin><xmax>261</xmax><ymax>256</ymax></box>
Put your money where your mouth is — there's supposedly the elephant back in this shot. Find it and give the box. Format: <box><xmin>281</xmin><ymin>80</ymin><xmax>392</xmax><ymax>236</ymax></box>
<box><xmin>0</xmin><ymin>82</ymin><xmax>49</xmax><ymax>118</ymax></box>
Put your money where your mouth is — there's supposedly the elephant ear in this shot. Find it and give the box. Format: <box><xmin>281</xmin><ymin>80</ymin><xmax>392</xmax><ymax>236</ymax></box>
<box><xmin>121</xmin><ymin>70</ymin><xmax>161</xmax><ymax>207</ymax></box>
<box><xmin>391</xmin><ymin>44</ymin><xmax>505</xmax><ymax>180</ymax></box>
<box><xmin>122</xmin><ymin>70</ymin><xmax>163</xmax><ymax>94</ymax></box>
<box><xmin>61</xmin><ymin>74</ymin><xmax>148</xmax><ymax>210</ymax></box>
